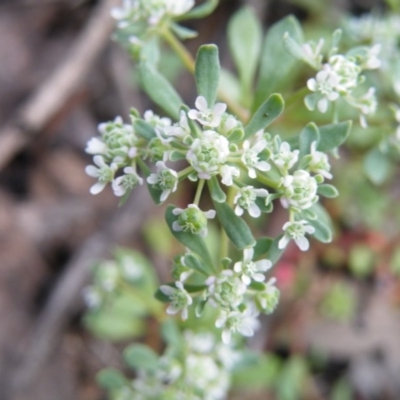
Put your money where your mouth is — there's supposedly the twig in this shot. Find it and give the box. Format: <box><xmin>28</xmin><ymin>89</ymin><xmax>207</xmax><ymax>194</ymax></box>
<box><xmin>11</xmin><ymin>186</ymin><xmax>154</xmax><ymax>393</ymax></box>
<box><xmin>0</xmin><ymin>0</ymin><xmax>120</xmax><ymax>171</ymax></box>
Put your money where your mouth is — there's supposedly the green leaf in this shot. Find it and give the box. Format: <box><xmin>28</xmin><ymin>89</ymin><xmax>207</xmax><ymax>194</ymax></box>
<box><xmin>219</xmin><ymin>68</ymin><xmax>241</xmax><ymax>106</ymax></box>
<box><xmin>244</xmin><ymin>94</ymin><xmax>285</xmax><ymax>139</ymax></box>
<box><xmin>184</xmin><ymin>253</ymin><xmax>212</xmax><ymax>276</ymax></box>
<box><xmin>124</xmin><ymin>344</ymin><xmax>159</xmax><ymax>372</ymax></box>
<box><xmin>318</xmin><ymin>184</ymin><xmax>339</xmax><ymax>198</ymax></box>
<box><xmin>253</xmin><ymin>237</ymin><xmax>273</xmax><ymax>259</ymax></box>
<box><xmin>133</xmin><ymin>119</ymin><xmax>156</xmax><ymax>141</ymax></box>
<box><xmin>140</xmin><ymin>37</ymin><xmax>160</xmax><ymax>67</ymax></box>
<box><xmin>195</xmin><ymin>44</ymin><xmax>220</xmax><ymax>106</ymax></box>
<box><xmin>212</xmin><ymin>201</ymin><xmax>256</xmax><ymax>250</ymax></box>
<box><xmin>182</xmin><ymin>0</ymin><xmax>218</xmax><ymax>19</ymax></box>
<box><xmin>363</xmin><ymin>147</ymin><xmax>393</xmax><ymax>185</ymax></box>
<box><xmin>170</xmin><ymin>23</ymin><xmax>198</xmax><ymax>39</ymax></box>
<box><xmin>254</xmin><ymin>15</ymin><xmax>303</xmax><ymax>110</ymax></box>
<box><xmin>207</xmin><ymin>176</ymin><xmax>226</xmax><ymax>203</ymax></box>
<box><xmin>139</xmin><ymin>61</ymin><xmax>183</xmax><ymax>119</ymax></box>
<box><xmin>96</xmin><ymin>369</ymin><xmax>127</xmax><ymax>390</ymax></box>
<box><xmin>228</xmin><ymin>6</ymin><xmax>262</xmax><ymax>105</ymax></box>
<box><xmin>305</xmin><ymin>203</ymin><xmax>333</xmax><ymax>243</ymax></box>
<box><xmin>161</xmin><ymin>319</ymin><xmax>182</xmax><ymax>348</ymax></box>
<box><xmin>165</xmin><ymin>205</ymin><xmax>215</xmax><ymax>269</ymax></box>
<box><xmin>317</xmin><ymin>121</ymin><xmax>352</xmax><ymax>152</ymax></box>
<box><xmin>299</xmin><ymin>122</ymin><xmax>320</xmax><ymax>158</ymax></box>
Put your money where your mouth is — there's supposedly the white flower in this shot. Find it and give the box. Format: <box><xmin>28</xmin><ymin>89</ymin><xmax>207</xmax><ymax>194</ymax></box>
<box><xmin>85</xmin><ymin>137</ymin><xmax>107</xmax><ymax>155</ymax></box>
<box><xmin>172</xmin><ymin>204</ymin><xmax>216</xmax><ymax>237</ymax></box>
<box><xmin>329</xmin><ymin>55</ymin><xmax>360</xmax><ymax>93</ymax></box>
<box><xmin>280</xmin><ymin>170</ymin><xmax>318</xmax><ymax>211</ymax></box>
<box><xmin>233</xmin><ymin>186</ymin><xmax>269</xmax><ymax>218</ymax></box>
<box><xmin>278</xmin><ymin>220</ymin><xmax>315</xmax><ymax>251</ymax></box>
<box><xmin>160</xmin><ymin>281</ymin><xmax>193</xmax><ymax>320</ymax></box>
<box><xmin>256</xmin><ymin>277</ymin><xmax>280</xmax><ymax>314</ymax></box>
<box><xmin>166</xmin><ymin>110</ymin><xmax>191</xmax><ymax>138</ymax></box>
<box><xmin>272</xmin><ymin>142</ymin><xmax>299</xmax><ymax>173</ymax></box>
<box><xmin>348</xmin><ymin>87</ymin><xmax>377</xmax><ymax>128</ymax></box>
<box><xmin>85</xmin><ymin>155</ymin><xmax>118</xmax><ymax>195</ymax></box>
<box><xmin>112</xmin><ymin>166</ymin><xmax>143</xmax><ymax>197</ymax></box>
<box><xmin>147</xmin><ymin>161</ymin><xmax>178</xmax><ymax>202</ymax></box>
<box><xmin>82</xmin><ymin>286</ymin><xmax>102</xmax><ymax>309</ymax></box>
<box><xmin>188</xmin><ymin>96</ymin><xmax>227</xmax><ymax>128</ymax></box>
<box><xmin>362</xmin><ymin>44</ymin><xmax>381</xmax><ymax>70</ymax></box>
<box><xmin>215</xmin><ymin>306</ymin><xmax>260</xmax><ymax>344</ymax></box>
<box><xmin>241</xmin><ymin>139</ymin><xmax>271</xmax><ymax>178</ymax></box>
<box><xmin>186</xmin><ymin>130</ymin><xmax>230</xmax><ymax>179</ymax></box>
<box><xmin>219</xmin><ymin>114</ymin><xmax>240</xmax><ymax>135</ymax></box>
<box><xmin>220</xmin><ymin>165</ymin><xmax>240</xmax><ymax>186</ymax></box>
<box><xmin>308</xmin><ymin>142</ymin><xmax>332</xmax><ymax>179</ymax></box>
<box><xmin>233</xmin><ymin>247</ymin><xmax>272</xmax><ymax>285</ymax></box>
<box><xmin>306</xmin><ymin>66</ymin><xmax>340</xmax><ymax>113</ymax></box>
<box><xmin>302</xmin><ymin>38</ymin><xmax>324</xmax><ymax>68</ymax></box>
<box><xmin>206</xmin><ymin>270</ymin><xmax>246</xmax><ymax>309</ymax></box>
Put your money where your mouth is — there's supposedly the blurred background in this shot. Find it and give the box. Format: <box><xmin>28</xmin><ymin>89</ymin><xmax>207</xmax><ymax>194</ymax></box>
<box><xmin>0</xmin><ymin>0</ymin><xmax>399</xmax><ymax>399</ymax></box>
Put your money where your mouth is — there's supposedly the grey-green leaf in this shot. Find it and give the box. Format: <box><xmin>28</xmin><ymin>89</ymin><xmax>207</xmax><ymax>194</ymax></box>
<box><xmin>165</xmin><ymin>205</ymin><xmax>215</xmax><ymax>269</ymax></box>
<box><xmin>182</xmin><ymin>0</ymin><xmax>218</xmax><ymax>20</ymax></box>
<box><xmin>212</xmin><ymin>201</ymin><xmax>256</xmax><ymax>250</ymax></box>
<box><xmin>254</xmin><ymin>15</ymin><xmax>303</xmax><ymax>110</ymax></box>
<box><xmin>244</xmin><ymin>94</ymin><xmax>285</xmax><ymax>139</ymax></box>
<box><xmin>133</xmin><ymin>119</ymin><xmax>157</xmax><ymax>141</ymax></box>
<box><xmin>228</xmin><ymin>6</ymin><xmax>262</xmax><ymax>105</ymax></box>
<box><xmin>96</xmin><ymin>369</ymin><xmax>127</xmax><ymax>390</ymax></box>
<box><xmin>195</xmin><ymin>44</ymin><xmax>220</xmax><ymax>107</ymax></box>
<box><xmin>318</xmin><ymin>184</ymin><xmax>339</xmax><ymax>198</ymax></box>
<box><xmin>306</xmin><ymin>203</ymin><xmax>333</xmax><ymax>243</ymax></box>
<box><xmin>184</xmin><ymin>253</ymin><xmax>212</xmax><ymax>276</ymax></box>
<box><xmin>363</xmin><ymin>147</ymin><xmax>393</xmax><ymax>185</ymax></box>
<box><xmin>207</xmin><ymin>176</ymin><xmax>226</xmax><ymax>203</ymax></box>
<box><xmin>124</xmin><ymin>344</ymin><xmax>159</xmax><ymax>372</ymax></box>
<box><xmin>318</xmin><ymin>121</ymin><xmax>352</xmax><ymax>152</ymax></box>
<box><xmin>139</xmin><ymin>61</ymin><xmax>183</xmax><ymax>119</ymax></box>
<box><xmin>299</xmin><ymin>122</ymin><xmax>320</xmax><ymax>158</ymax></box>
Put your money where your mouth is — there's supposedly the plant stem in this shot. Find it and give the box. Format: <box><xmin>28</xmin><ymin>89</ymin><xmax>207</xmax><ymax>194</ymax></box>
<box><xmin>285</xmin><ymin>87</ymin><xmax>309</xmax><ymax>109</ymax></box>
<box><xmin>219</xmin><ymin>187</ymin><xmax>235</xmax><ymax>261</ymax></box>
<box><xmin>194</xmin><ymin>179</ymin><xmax>205</xmax><ymax>205</ymax></box>
<box><xmin>161</xmin><ymin>29</ymin><xmax>249</xmax><ymax>123</ymax></box>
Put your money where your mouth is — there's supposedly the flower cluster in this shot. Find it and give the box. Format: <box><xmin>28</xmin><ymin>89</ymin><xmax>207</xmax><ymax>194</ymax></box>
<box><xmin>110</xmin><ymin>331</ymin><xmax>239</xmax><ymax>400</ymax></box>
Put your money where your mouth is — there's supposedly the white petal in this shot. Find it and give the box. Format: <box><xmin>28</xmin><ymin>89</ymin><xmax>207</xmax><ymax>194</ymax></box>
<box><xmin>93</xmin><ymin>155</ymin><xmax>106</xmax><ymax>167</ymax></box>
<box><xmin>188</xmin><ymin>110</ymin><xmax>199</xmax><ymax>120</ymax></box>
<box><xmin>222</xmin><ymin>329</ymin><xmax>231</xmax><ymax>344</ymax></box>
<box><xmin>85</xmin><ymin>165</ymin><xmax>99</xmax><ymax>178</ymax></box>
<box><xmin>295</xmin><ymin>236</ymin><xmax>309</xmax><ymax>251</ymax></box>
<box><xmin>248</xmin><ymin>203</ymin><xmax>261</xmax><ymax>218</ymax></box>
<box><xmin>317</xmin><ymin>98</ymin><xmax>328</xmax><ymax>113</ymax></box>
<box><xmin>244</xmin><ymin>247</ymin><xmax>254</xmax><ymax>262</ymax></box>
<box><xmin>160</xmin><ymin>285</ymin><xmax>175</xmax><ymax>296</ymax></box>
<box><xmin>256</xmin><ymin>161</ymin><xmax>271</xmax><ymax>172</ymax></box>
<box><xmin>235</xmin><ymin>205</ymin><xmax>244</xmax><ymax>216</ymax></box>
<box><xmin>172</xmin><ymin>221</ymin><xmax>182</xmax><ymax>232</ymax></box>
<box><xmin>253</xmin><ymin>188</ymin><xmax>269</xmax><ymax>197</ymax></box>
<box><xmin>90</xmin><ymin>181</ymin><xmax>106</xmax><ymax>195</ymax></box>
<box><xmin>160</xmin><ymin>189</ymin><xmax>170</xmax><ymax>202</ymax></box>
<box><xmin>147</xmin><ymin>174</ymin><xmax>158</xmax><ymax>184</ymax></box>
<box><xmin>238</xmin><ymin>325</ymin><xmax>254</xmax><ymax>337</ymax></box>
<box><xmin>278</xmin><ymin>235</ymin><xmax>289</xmax><ymax>249</ymax></box>
<box><xmin>204</xmin><ymin>209</ymin><xmax>216</xmax><ymax>219</ymax></box>
<box><xmin>255</xmin><ymin>259</ymin><xmax>272</xmax><ymax>272</ymax></box>
<box><xmin>166</xmin><ymin>305</ymin><xmax>179</xmax><ymax>315</ymax></box>
<box><xmin>307</xmin><ymin>78</ymin><xmax>317</xmax><ymax>91</ymax></box>
<box><xmin>195</xmin><ymin>96</ymin><xmax>208</xmax><ymax>111</ymax></box>
<box><xmin>213</xmin><ymin>102</ymin><xmax>227</xmax><ymax>115</ymax></box>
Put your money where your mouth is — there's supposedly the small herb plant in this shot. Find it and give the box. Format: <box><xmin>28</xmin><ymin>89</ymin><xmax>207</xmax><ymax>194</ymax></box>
<box><xmin>83</xmin><ymin>1</ymin><xmax>398</xmax><ymax>398</ymax></box>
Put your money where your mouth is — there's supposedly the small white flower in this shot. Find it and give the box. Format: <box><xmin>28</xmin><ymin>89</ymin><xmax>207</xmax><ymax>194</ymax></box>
<box><xmin>348</xmin><ymin>87</ymin><xmax>377</xmax><ymax>128</ymax></box>
<box><xmin>233</xmin><ymin>186</ymin><xmax>269</xmax><ymax>218</ymax></box>
<box><xmin>147</xmin><ymin>161</ymin><xmax>178</xmax><ymax>202</ymax></box>
<box><xmin>302</xmin><ymin>38</ymin><xmax>324</xmax><ymax>68</ymax></box>
<box><xmin>215</xmin><ymin>306</ymin><xmax>260</xmax><ymax>344</ymax></box>
<box><xmin>205</xmin><ymin>270</ymin><xmax>246</xmax><ymax>309</ymax></box>
<box><xmin>188</xmin><ymin>96</ymin><xmax>227</xmax><ymax>128</ymax></box>
<box><xmin>280</xmin><ymin>170</ymin><xmax>318</xmax><ymax>211</ymax></box>
<box><xmin>241</xmin><ymin>139</ymin><xmax>271</xmax><ymax>179</ymax></box>
<box><xmin>82</xmin><ymin>286</ymin><xmax>102</xmax><ymax>309</ymax></box>
<box><xmin>219</xmin><ymin>114</ymin><xmax>240</xmax><ymax>135</ymax></box>
<box><xmin>160</xmin><ymin>281</ymin><xmax>193</xmax><ymax>320</ymax></box>
<box><xmin>272</xmin><ymin>142</ymin><xmax>299</xmax><ymax>173</ymax></box>
<box><xmin>85</xmin><ymin>155</ymin><xmax>118</xmax><ymax>195</ymax></box>
<box><xmin>220</xmin><ymin>165</ymin><xmax>240</xmax><ymax>186</ymax></box>
<box><xmin>308</xmin><ymin>141</ymin><xmax>332</xmax><ymax>179</ymax></box>
<box><xmin>278</xmin><ymin>220</ymin><xmax>315</xmax><ymax>251</ymax></box>
<box><xmin>233</xmin><ymin>247</ymin><xmax>272</xmax><ymax>285</ymax></box>
<box><xmin>166</xmin><ymin>110</ymin><xmax>191</xmax><ymax>138</ymax></box>
<box><xmin>306</xmin><ymin>66</ymin><xmax>340</xmax><ymax>113</ymax></box>
<box><xmin>172</xmin><ymin>204</ymin><xmax>216</xmax><ymax>237</ymax></box>
<box><xmin>362</xmin><ymin>44</ymin><xmax>381</xmax><ymax>70</ymax></box>
<box><xmin>186</xmin><ymin>130</ymin><xmax>230</xmax><ymax>179</ymax></box>
<box><xmin>256</xmin><ymin>277</ymin><xmax>280</xmax><ymax>314</ymax></box>
<box><xmin>329</xmin><ymin>55</ymin><xmax>360</xmax><ymax>93</ymax></box>
<box><xmin>112</xmin><ymin>167</ymin><xmax>143</xmax><ymax>197</ymax></box>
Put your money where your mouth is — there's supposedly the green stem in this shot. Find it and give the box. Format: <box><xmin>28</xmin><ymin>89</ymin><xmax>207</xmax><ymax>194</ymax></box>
<box><xmin>285</xmin><ymin>87</ymin><xmax>309</xmax><ymax>109</ymax></box>
<box><xmin>194</xmin><ymin>179</ymin><xmax>205</xmax><ymax>205</ymax></box>
<box><xmin>178</xmin><ymin>165</ymin><xmax>193</xmax><ymax>179</ymax></box>
<box><xmin>256</xmin><ymin>173</ymin><xmax>280</xmax><ymax>189</ymax></box>
<box><xmin>219</xmin><ymin>187</ymin><xmax>235</xmax><ymax>261</ymax></box>
<box><xmin>161</xmin><ymin>28</ymin><xmax>249</xmax><ymax>123</ymax></box>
